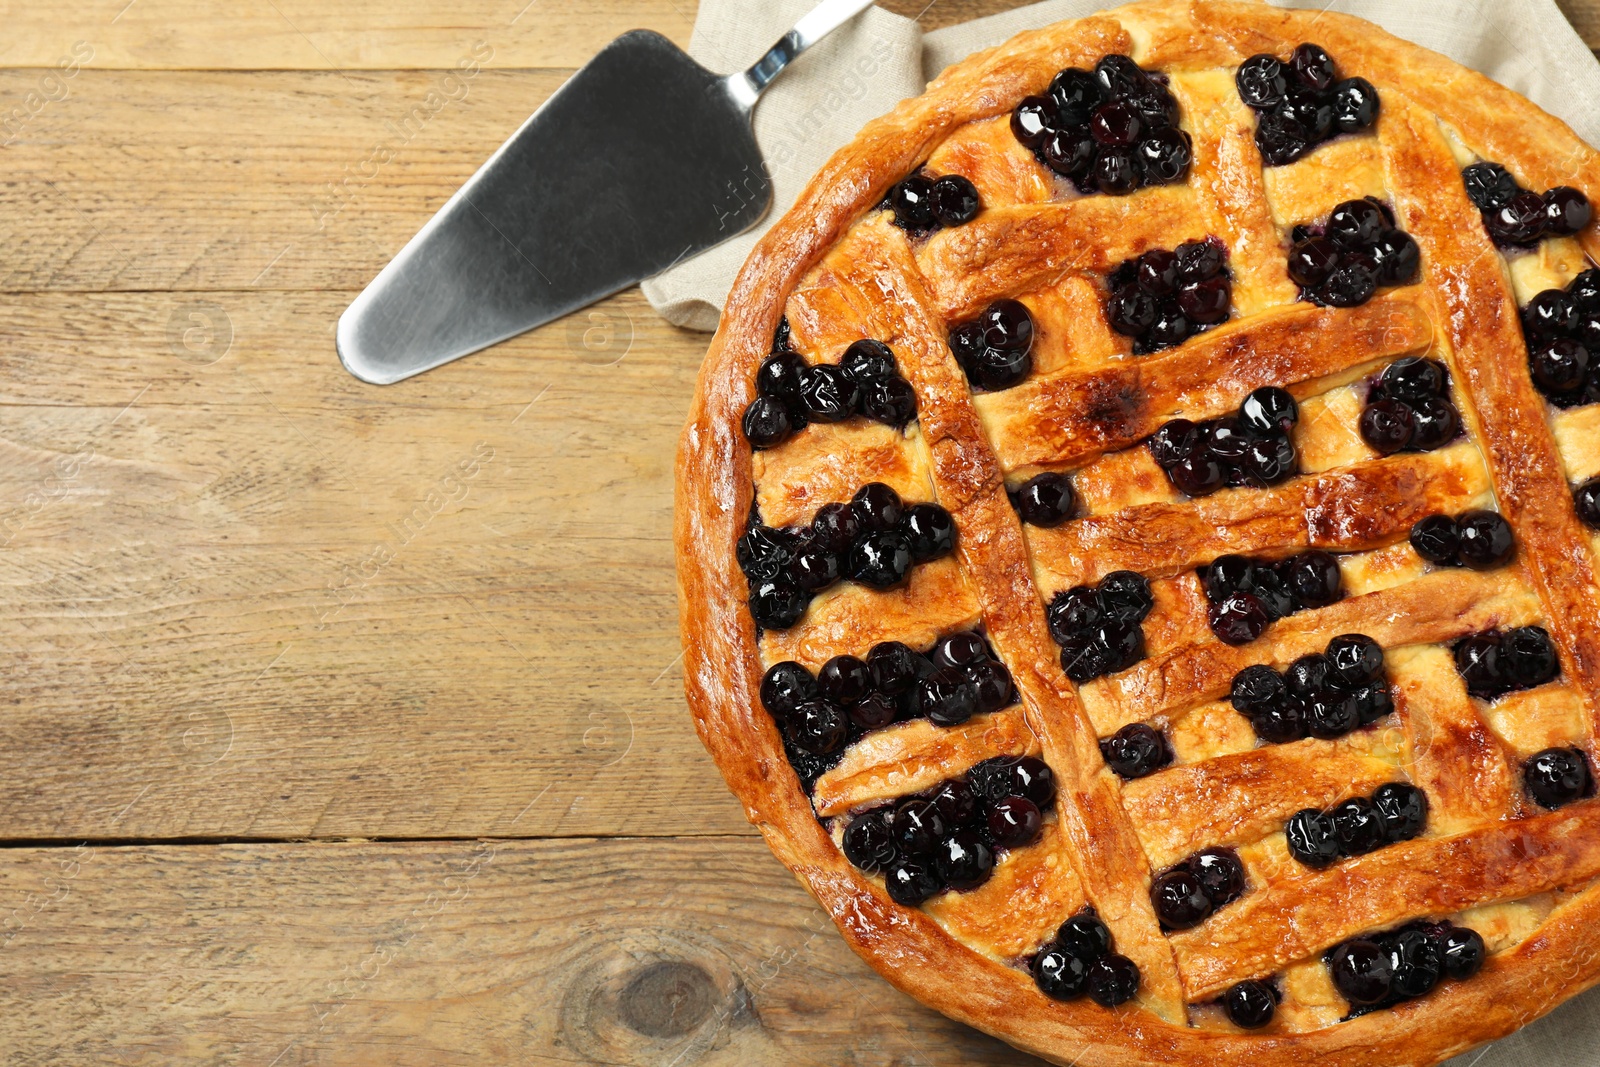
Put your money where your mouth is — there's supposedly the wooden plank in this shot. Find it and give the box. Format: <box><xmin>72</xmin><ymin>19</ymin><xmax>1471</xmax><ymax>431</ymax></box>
<box><xmin>0</xmin><ymin>286</ymin><xmax>768</xmax><ymax>840</ymax></box>
<box><xmin>0</xmin><ymin>0</ymin><xmax>987</xmax><ymax>71</ymax></box>
<box><xmin>0</xmin><ymin>835</ymin><xmax>1041</xmax><ymax>1065</ymax></box>
<box><xmin>1559</xmin><ymin>0</ymin><xmax>1600</xmax><ymax>46</ymax></box>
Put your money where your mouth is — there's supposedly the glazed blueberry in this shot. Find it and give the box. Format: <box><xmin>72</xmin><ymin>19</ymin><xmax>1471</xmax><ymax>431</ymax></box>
<box><xmin>1454</xmin><ymin>632</ymin><xmax>1508</xmax><ymax>699</ymax></box>
<box><xmin>1236</xmin><ymin>54</ymin><xmax>1290</xmax><ymax>110</ymax></box>
<box><xmin>1455</xmin><ymin>510</ymin><xmax>1515</xmax><ymax>569</ymax></box>
<box><xmin>1099</xmin><ymin>571</ymin><xmax>1155</xmax><ymax>624</ymax></box>
<box><xmin>1306</xmin><ymin>694</ymin><xmax>1361</xmax><ymax>740</ymax></box>
<box><xmin>1060</xmin><ymin>634</ymin><xmax>1114</xmax><ymax>683</ymax></box>
<box><xmin>1010</xmin><ymin>95</ymin><xmax>1054</xmax><ymax>149</ymax></box>
<box><xmin>1253</xmin><ymin>700</ymin><xmax>1308</xmax><ymax>744</ymax></box>
<box><xmin>1279</xmin><ymin>90</ymin><xmax>1333</xmax><ymax>142</ymax></box>
<box><xmin>1327</xmin><ymin>199</ymin><xmax>1387</xmax><ymax>251</ymax></box>
<box><xmin>789</xmin><ymin>541</ymin><xmax>840</xmax><ymax>592</ymax></box>
<box><xmin>1178</xmin><ymin>275</ymin><xmax>1231</xmax><ymax>325</ymax></box>
<box><xmin>1090</xmin><ymin>100</ymin><xmax>1142</xmax><ymax>146</ymax></box>
<box><xmin>737</xmin><ymin>524</ymin><xmax>795</xmax><ymax>582</ymax></box>
<box><xmin>968</xmin><ymin>660</ymin><xmax>1016</xmax><ymax>714</ymax></box>
<box><xmin>1176</xmin><ymin>240</ymin><xmax>1225</xmax><ymax>283</ymax></box>
<box><xmin>1503</xmin><ymin>625</ymin><xmax>1560</xmax><ymax>689</ymax></box>
<box><xmin>1138</xmin><ymin>128</ymin><xmax>1192</xmax><ymax>184</ymax></box>
<box><xmin>1203</xmin><ymin>416</ymin><xmax>1253</xmax><ymax>464</ymax></box>
<box><xmin>912</xmin><ymin>668</ymin><xmax>979</xmax><ymax>726</ymax></box>
<box><xmin>1240</xmin><ymin>387</ymin><xmax>1299</xmax><ymax>436</ymax></box>
<box><xmin>1033</xmin><ymin>947</ymin><xmax>1090</xmax><ymax>1000</ymax></box>
<box><xmin>1287</xmin><ymin>236</ymin><xmax>1340</xmax><ymax>288</ymax></box>
<box><xmin>842</xmin><ymin>809</ymin><xmax>899</xmax><ymax>872</ymax></box>
<box><xmin>1351</xmin><ymin>682</ymin><xmax>1395</xmax><ymax>726</ymax></box>
<box><xmin>1048</xmin><ymin>586</ymin><xmax>1104</xmax><ymax>644</ymax></box>
<box><xmin>930</xmin><ymin>174</ymin><xmax>981</xmax><ymax>226</ymax></box>
<box><xmin>1094</xmin><ymin>147</ymin><xmax>1142</xmax><ymax>195</ymax></box>
<box><xmin>888</xmin><ymin>174</ymin><xmax>937</xmax><ymax>231</ymax></box>
<box><xmin>749</xmin><ymin>578</ymin><xmax>807</xmax><ymax>630</ymax></box>
<box><xmin>1202</xmin><ymin>555</ymin><xmax>1255</xmax><ymax>600</ymax></box>
<box><xmin>1170</xmin><ymin>452</ymin><xmax>1226</xmax><ymax>497</ymax></box>
<box><xmin>1243</xmin><ymin>435</ymin><xmax>1298</xmax><ymax>485</ymax></box>
<box><xmin>1326</xmin><ymin>634</ymin><xmax>1385</xmax><ymax>689</ymax></box>
<box><xmin>818</xmin><ymin>654</ymin><xmax>873</xmax><ymax>705</ymax></box>
<box><xmin>849</xmin><ymin>692</ymin><xmax>898</xmax><ymax>730</ymax></box>
<box><xmin>1523</xmin><ymin>289</ymin><xmax>1579</xmax><ymax>339</ymax></box>
<box><xmin>798</xmin><ymin>363</ymin><xmax>860</xmax><ymax>423</ymax></box>
<box><xmin>981</xmin><ymin>299</ymin><xmax>1034</xmax><ymax>353</ymax></box>
<box><xmin>811</xmin><ymin>502</ymin><xmax>862</xmax><ymax>555</ymax></box>
<box><xmin>884</xmin><ymin>859</ymin><xmax>942</xmax><ymax>905</ymax></box>
<box><xmin>1284</xmin><ymin>654</ymin><xmax>1328</xmax><ymax>698</ymax></box>
<box><xmin>1211</xmin><ymin>590</ymin><xmax>1270</xmax><ymax>645</ymax></box>
<box><xmin>1331</xmin><ymin>77</ymin><xmax>1379</xmax><ymax>132</ymax></box>
<box><xmin>847</xmin><ymin>531</ymin><xmax>911</xmax><ymax>589</ymax></box>
<box><xmin>934</xmin><ymin>831</ymin><xmax>995</xmax><ymax>891</ymax></box>
<box><xmin>1380</xmin><ymin>356</ymin><xmax>1444</xmax><ymax>402</ymax></box>
<box><xmin>1463</xmin><ymin>162</ymin><xmax>1519</xmax><ymax>212</ymax></box>
<box><xmin>1285</xmin><ymin>550</ymin><xmax>1344</xmax><ymax>607</ymax></box>
<box><xmin>1099</xmin><ymin>722</ymin><xmax>1171</xmax><ymax>780</ymax></box>
<box><xmin>933</xmin><ymin>630</ymin><xmax>988</xmax><ymax>669</ymax></box>
<box><xmin>760</xmin><ymin>661</ymin><xmax>818</xmax><ymax>723</ymax></box>
<box><xmin>930</xmin><ymin>777</ymin><xmax>979</xmax><ymax>828</ymax></box>
<box><xmin>1109</xmin><ymin>287</ymin><xmax>1159</xmax><ymax>335</ymax></box>
<box><xmin>1330</xmin><ymin>938</ymin><xmax>1394</xmax><ymax>1006</ymax></box>
<box><xmin>1223</xmin><ymin>980</ymin><xmax>1277</xmax><ymax>1029</ymax></box>
<box><xmin>1530</xmin><ymin>338</ymin><xmax>1591</xmax><ymax>399</ymax></box>
<box><xmin>1543</xmin><ymin>186</ymin><xmax>1592</xmax><ymax>236</ymax></box>
<box><xmin>1255</xmin><ymin>111</ymin><xmax>1310</xmax><ymax>167</ymax></box>
<box><xmin>1331</xmin><ymin>796</ymin><xmax>1385</xmax><ymax>855</ymax></box>
<box><xmin>987</xmin><ymin>795</ymin><xmax>1043</xmax><ymax>848</ymax></box>
<box><xmin>890</xmin><ymin>798</ymin><xmax>946</xmax><ymax>856</ymax></box>
<box><xmin>1049</xmin><ymin>67</ymin><xmax>1105</xmax><ymax>125</ymax></box>
<box><xmin>1486</xmin><ymin>190</ymin><xmax>1548</xmax><ymax>247</ymax></box>
<box><xmin>743</xmin><ymin>395</ymin><xmax>793</xmax><ymax>448</ymax></box>
<box><xmin>1285</xmin><ymin>808</ymin><xmax>1341</xmax><ymax>867</ymax></box>
<box><xmin>1319</xmin><ymin>260</ymin><xmax>1378</xmax><ymax>308</ymax></box>
<box><xmin>841</xmin><ymin>339</ymin><xmax>896</xmax><ymax>383</ymax></box>
<box><xmin>757</xmin><ymin>349</ymin><xmax>807</xmax><ymax>405</ymax></box>
<box><xmin>1191</xmin><ymin>848</ymin><xmax>1246</xmax><ymax>908</ymax></box>
<box><xmin>1094</xmin><ymin>54</ymin><xmax>1149</xmax><ymax>98</ymax></box>
<box><xmin>1097</xmin><ymin>618</ymin><xmax>1146</xmax><ymax>672</ymax></box>
<box><xmin>851</xmin><ymin>483</ymin><xmax>904</xmax><ymax>533</ymax></box>
<box><xmin>967</xmin><ymin>757</ymin><xmax>1021</xmax><ymax>804</ymax></box>
<box><xmin>1149</xmin><ymin>419</ymin><xmax>1201</xmax><ymax>468</ymax></box>
<box><xmin>901</xmin><ymin>503</ymin><xmax>956</xmax><ymax>563</ymax></box>
<box><xmin>1289</xmin><ymin>42</ymin><xmax>1336</xmax><ymax>90</ymax></box>
<box><xmin>1387</xmin><ymin>926</ymin><xmax>1444</xmax><ymax>999</ymax></box>
<box><xmin>1231</xmin><ymin>664</ymin><xmax>1287</xmax><ymax>716</ymax></box>
<box><xmin>1408</xmin><ymin>395</ymin><xmax>1460</xmax><ymax>451</ymax></box>
<box><xmin>1012</xmin><ymin>472</ymin><xmax>1078</xmax><ymax>527</ymax></box>
<box><xmin>1086</xmin><ymin>954</ymin><xmax>1141</xmax><ymax>1007</ymax></box>
<box><xmin>1011</xmin><ymin>756</ymin><xmax>1058</xmax><ymax>806</ymax></box>
<box><xmin>1576</xmin><ymin>478</ymin><xmax>1600</xmax><ymax>528</ymax></box>
<box><xmin>1042</xmin><ymin>128</ymin><xmax>1096</xmax><ymax>178</ymax></box>
<box><xmin>788</xmin><ymin>700</ymin><xmax>848</xmax><ymax>754</ymax></box>
<box><xmin>1057</xmin><ymin>912</ymin><xmax>1113</xmax><ymax>962</ymax></box>
<box><xmin>1369</xmin><ymin>228</ymin><xmax>1420</xmax><ymax>286</ymax></box>
<box><xmin>1359</xmin><ymin>398</ymin><xmax>1415</xmax><ymax>454</ymax></box>
<box><xmin>1151</xmin><ymin>868</ymin><xmax>1211</xmax><ymax>930</ymax></box>
<box><xmin>1526</xmin><ymin>746</ymin><xmax>1592</xmax><ymax>809</ymax></box>
<box><xmin>1372</xmin><ymin>781</ymin><xmax>1428</xmax><ymax>842</ymax></box>
<box><xmin>1440</xmin><ymin>927</ymin><xmax>1487</xmax><ymax>980</ymax></box>
<box><xmin>858</xmin><ymin>375</ymin><xmax>918</xmax><ymax>427</ymax></box>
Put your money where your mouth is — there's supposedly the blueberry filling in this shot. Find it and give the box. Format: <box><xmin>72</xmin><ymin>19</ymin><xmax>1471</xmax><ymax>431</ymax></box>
<box><xmin>1099</xmin><ymin>722</ymin><xmax>1172</xmax><ymax>780</ymax></box>
<box><xmin>1327</xmin><ymin>920</ymin><xmax>1486</xmax><ymax>1016</ymax></box>
<box><xmin>1009</xmin><ymin>471</ymin><xmax>1078</xmax><ymax>527</ymax></box>
<box><xmin>1288</xmin><ymin>198</ymin><xmax>1419</xmax><ymax>308</ymax></box>
<box><xmin>1576</xmin><ymin>476</ymin><xmax>1600</xmax><ymax>528</ymax></box>
<box><xmin>760</xmin><ymin>631</ymin><xmax>1018</xmax><ymax>774</ymax></box>
<box><xmin>742</xmin><ymin>330</ymin><xmax>920</xmax><ymax>450</ymax></box>
<box><xmin>1408</xmin><ymin>509</ymin><xmax>1515</xmax><ymax>569</ymax></box>
<box><xmin>1047</xmin><ymin>571</ymin><xmax>1155</xmax><ymax>682</ymax></box>
<box><xmin>1461</xmin><ymin>161</ymin><xmax>1592</xmax><ymax>249</ymax></box>
<box><xmin>884</xmin><ymin>171</ymin><xmax>983</xmax><ymax>234</ymax></box>
<box><xmin>1518</xmin><ymin>269</ymin><xmax>1600</xmax><ymax>409</ymax></box>
<box><xmin>1285</xmin><ymin>782</ymin><xmax>1426</xmax><ymax>868</ymax></box>
<box><xmin>1221</xmin><ymin>979</ymin><xmax>1280</xmax><ymax>1029</ymax></box>
<box><xmin>1359</xmin><ymin>356</ymin><xmax>1463</xmax><ymax>454</ymax></box>
<box><xmin>1148</xmin><ymin>386</ymin><xmax>1300</xmax><ymax>497</ymax></box>
<box><xmin>1200</xmin><ymin>551</ymin><xmax>1344</xmax><ymax>647</ymax></box>
<box><xmin>1452</xmin><ymin>625</ymin><xmax>1561</xmax><ymax>700</ymax></box>
<box><xmin>1031</xmin><ymin>908</ymin><xmax>1142</xmax><ymax>1006</ymax></box>
<box><xmin>1524</xmin><ymin>746</ymin><xmax>1594</xmax><ymax>809</ymax></box>
<box><xmin>949</xmin><ymin>299</ymin><xmax>1036</xmax><ymax>391</ymax></box>
<box><xmin>1229</xmin><ymin>633</ymin><xmax>1389</xmax><ymax>743</ymax></box>
<box><xmin>738</xmin><ymin>485</ymin><xmax>956</xmax><ymax>629</ymax></box>
<box><xmin>1150</xmin><ymin>847</ymin><xmax>1246</xmax><ymax>929</ymax></box>
<box><xmin>1011</xmin><ymin>55</ymin><xmax>1191</xmax><ymax>196</ymax></box>
<box><xmin>841</xmin><ymin>755</ymin><xmax>1057</xmax><ymax>902</ymax></box>
<box><xmin>1236</xmin><ymin>44</ymin><xmax>1378</xmax><ymax>166</ymax></box>
<box><xmin>1104</xmin><ymin>241</ymin><xmax>1233</xmax><ymax>354</ymax></box>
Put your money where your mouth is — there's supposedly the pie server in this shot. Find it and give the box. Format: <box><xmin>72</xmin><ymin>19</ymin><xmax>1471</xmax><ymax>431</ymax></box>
<box><xmin>336</xmin><ymin>0</ymin><xmax>877</xmax><ymax>384</ymax></box>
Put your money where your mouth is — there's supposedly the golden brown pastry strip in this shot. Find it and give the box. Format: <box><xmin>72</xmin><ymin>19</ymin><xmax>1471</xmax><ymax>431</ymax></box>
<box><xmin>980</xmin><ymin>294</ymin><xmax>1431</xmax><ymax>473</ymax></box>
<box><xmin>1121</xmin><ymin>739</ymin><xmax>1401</xmax><ymax>871</ymax></box>
<box><xmin>828</xmin><ymin>216</ymin><xmax>1190</xmax><ymax>1021</ymax></box>
<box><xmin>1080</xmin><ymin>568</ymin><xmax>1541</xmax><ymax>734</ymax></box>
<box><xmin>812</xmin><ymin>710</ymin><xmax>1040</xmax><ymax>818</ymax></box>
<box><xmin>1031</xmin><ymin>443</ymin><xmax>1488</xmax><ymax>589</ymax></box>
<box><xmin>1171</xmin><ymin>803</ymin><xmax>1600</xmax><ymax>1000</ymax></box>
<box><xmin>922</xmin><ymin>820</ymin><xmax>1087</xmax><ymax>960</ymax></box>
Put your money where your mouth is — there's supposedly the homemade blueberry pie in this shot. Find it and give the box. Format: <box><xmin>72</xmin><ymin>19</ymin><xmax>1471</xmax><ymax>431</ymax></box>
<box><xmin>677</xmin><ymin>2</ymin><xmax>1600</xmax><ymax>1063</ymax></box>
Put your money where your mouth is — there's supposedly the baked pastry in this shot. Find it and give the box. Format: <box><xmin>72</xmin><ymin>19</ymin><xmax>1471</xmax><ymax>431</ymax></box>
<box><xmin>675</xmin><ymin>1</ymin><xmax>1600</xmax><ymax>1062</ymax></box>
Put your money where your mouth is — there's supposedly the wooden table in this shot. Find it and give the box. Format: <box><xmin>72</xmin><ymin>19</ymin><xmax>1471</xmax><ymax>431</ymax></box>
<box><xmin>3</xmin><ymin>2</ymin><xmax>1598</xmax><ymax>1062</ymax></box>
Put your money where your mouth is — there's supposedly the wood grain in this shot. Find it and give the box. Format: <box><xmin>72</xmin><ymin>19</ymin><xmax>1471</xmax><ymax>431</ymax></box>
<box><xmin>0</xmin><ymin>835</ymin><xmax>1045</xmax><ymax>1065</ymax></box>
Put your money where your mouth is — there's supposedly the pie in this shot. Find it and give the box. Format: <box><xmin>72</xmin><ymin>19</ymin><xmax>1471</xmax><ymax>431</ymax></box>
<box><xmin>673</xmin><ymin>1</ymin><xmax>1600</xmax><ymax>1063</ymax></box>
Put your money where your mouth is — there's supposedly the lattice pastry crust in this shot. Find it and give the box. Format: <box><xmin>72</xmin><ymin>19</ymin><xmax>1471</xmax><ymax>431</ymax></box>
<box><xmin>675</xmin><ymin>2</ymin><xmax>1600</xmax><ymax>1063</ymax></box>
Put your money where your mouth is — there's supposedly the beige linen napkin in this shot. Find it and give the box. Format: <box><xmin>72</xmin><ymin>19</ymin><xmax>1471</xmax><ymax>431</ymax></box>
<box><xmin>646</xmin><ymin>0</ymin><xmax>1600</xmax><ymax>1061</ymax></box>
<box><xmin>642</xmin><ymin>0</ymin><xmax>1600</xmax><ymax>331</ymax></box>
